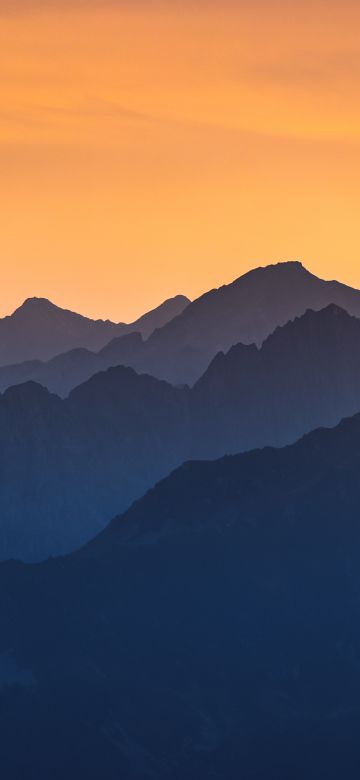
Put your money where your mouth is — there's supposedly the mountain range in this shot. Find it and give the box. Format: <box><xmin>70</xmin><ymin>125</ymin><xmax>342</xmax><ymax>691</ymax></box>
<box><xmin>0</xmin><ymin>293</ymin><xmax>189</xmax><ymax>365</ymax></box>
<box><xmin>126</xmin><ymin>260</ymin><xmax>360</xmax><ymax>384</ymax></box>
<box><xmin>192</xmin><ymin>302</ymin><xmax>360</xmax><ymax>456</ymax></box>
<box><xmin>3</xmin><ymin>303</ymin><xmax>360</xmax><ymax>560</ymax></box>
<box><xmin>1</xmin><ymin>413</ymin><xmax>360</xmax><ymax>778</ymax></box>
<box><xmin>2</xmin><ymin>261</ymin><xmax>360</xmax><ymax>393</ymax></box>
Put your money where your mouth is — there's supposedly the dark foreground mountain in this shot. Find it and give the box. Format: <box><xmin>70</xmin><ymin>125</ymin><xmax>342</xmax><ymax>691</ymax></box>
<box><xmin>2</xmin><ymin>416</ymin><xmax>360</xmax><ymax>778</ymax></box>
<box><xmin>0</xmin><ymin>294</ymin><xmax>189</xmax><ymax>366</ymax></box>
<box><xmin>3</xmin><ymin>261</ymin><xmax>360</xmax><ymax>391</ymax></box>
<box><xmin>3</xmin><ymin>304</ymin><xmax>360</xmax><ymax>561</ymax></box>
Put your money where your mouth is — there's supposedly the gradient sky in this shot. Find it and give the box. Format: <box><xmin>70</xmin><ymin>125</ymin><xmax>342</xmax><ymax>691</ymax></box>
<box><xmin>1</xmin><ymin>0</ymin><xmax>360</xmax><ymax>321</ymax></box>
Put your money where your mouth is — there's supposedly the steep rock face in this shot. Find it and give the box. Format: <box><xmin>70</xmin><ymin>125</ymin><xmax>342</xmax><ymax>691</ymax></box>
<box><xmin>0</xmin><ymin>294</ymin><xmax>189</xmax><ymax>366</ymax></box>
<box><xmin>1</xmin><ymin>417</ymin><xmax>360</xmax><ymax>778</ymax></box>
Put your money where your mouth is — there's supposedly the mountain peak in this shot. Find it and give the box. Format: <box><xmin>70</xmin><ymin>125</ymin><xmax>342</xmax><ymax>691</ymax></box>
<box><xmin>284</xmin><ymin>303</ymin><xmax>356</xmax><ymax>332</ymax></box>
<box><xmin>2</xmin><ymin>380</ymin><xmax>57</xmax><ymax>404</ymax></box>
<box><xmin>232</xmin><ymin>259</ymin><xmax>308</xmax><ymax>285</ymax></box>
<box><xmin>270</xmin><ymin>259</ymin><xmax>304</xmax><ymax>269</ymax></box>
<box><xmin>163</xmin><ymin>294</ymin><xmax>190</xmax><ymax>305</ymax></box>
<box><xmin>258</xmin><ymin>259</ymin><xmax>304</xmax><ymax>271</ymax></box>
<box><xmin>22</xmin><ymin>296</ymin><xmax>52</xmax><ymax>305</ymax></box>
<box><xmin>11</xmin><ymin>298</ymin><xmax>69</xmax><ymax>323</ymax></box>
<box><xmin>320</xmin><ymin>301</ymin><xmax>352</xmax><ymax>316</ymax></box>
<box><xmin>15</xmin><ymin>297</ymin><xmax>58</xmax><ymax>313</ymax></box>
<box><xmin>132</xmin><ymin>293</ymin><xmax>190</xmax><ymax>338</ymax></box>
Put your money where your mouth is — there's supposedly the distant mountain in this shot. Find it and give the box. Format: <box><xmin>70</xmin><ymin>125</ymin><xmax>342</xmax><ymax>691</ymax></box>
<box><xmin>3</xmin><ymin>304</ymin><xmax>360</xmax><ymax>560</ymax></box>
<box><xmin>0</xmin><ymin>294</ymin><xmax>189</xmax><ymax>366</ymax></box>
<box><xmin>0</xmin><ymin>368</ymin><xmax>191</xmax><ymax>561</ymax></box>
<box><xmin>2</xmin><ymin>416</ymin><xmax>360</xmax><ymax>777</ymax></box>
<box><xmin>3</xmin><ymin>261</ymin><xmax>360</xmax><ymax>392</ymax></box>
<box><xmin>0</xmin><ymin>332</ymin><xmax>147</xmax><ymax>397</ymax></box>
<box><xmin>131</xmin><ymin>294</ymin><xmax>190</xmax><ymax>338</ymax></box>
<box><xmin>192</xmin><ymin>302</ymin><xmax>360</xmax><ymax>456</ymax></box>
<box><xmin>133</xmin><ymin>260</ymin><xmax>360</xmax><ymax>384</ymax></box>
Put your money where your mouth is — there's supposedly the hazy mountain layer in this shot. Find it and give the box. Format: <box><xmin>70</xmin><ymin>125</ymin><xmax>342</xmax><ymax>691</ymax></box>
<box><xmin>0</xmin><ymin>294</ymin><xmax>189</xmax><ymax>366</ymax></box>
<box><xmin>135</xmin><ymin>260</ymin><xmax>360</xmax><ymax>384</ymax></box>
<box><xmin>3</xmin><ymin>261</ymin><xmax>360</xmax><ymax>391</ymax></box>
<box><xmin>0</xmin><ymin>332</ymin><xmax>146</xmax><ymax>397</ymax></box>
<box><xmin>192</xmin><ymin>302</ymin><xmax>360</xmax><ymax>456</ymax></box>
<box><xmin>2</xmin><ymin>304</ymin><xmax>360</xmax><ymax>560</ymax></box>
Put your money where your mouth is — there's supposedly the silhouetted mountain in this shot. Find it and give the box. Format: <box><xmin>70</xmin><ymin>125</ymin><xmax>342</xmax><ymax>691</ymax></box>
<box><xmin>0</xmin><ymin>294</ymin><xmax>189</xmax><ymax>366</ymax></box>
<box><xmin>1</xmin><ymin>416</ymin><xmax>360</xmax><ymax>778</ymax></box>
<box><xmin>134</xmin><ymin>261</ymin><xmax>360</xmax><ymax>384</ymax></box>
<box><xmin>131</xmin><ymin>294</ymin><xmax>190</xmax><ymax>338</ymax></box>
<box><xmin>0</xmin><ymin>332</ymin><xmax>146</xmax><ymax>397</ymax></box>
<box><xmin>3</xmin><ymin>261</ymin><xmax>360</xmax><ymax>391</ymax></box>
<box><xmin>0</xmin><ymin>368</ymin><xmax>191</xmax><ymax>561</ymax></box>
<box><xmin>192</xmin><ymin>303</ymin><xmax>360</xmax><ymax>455</ymax></box>
<box><xmin>3</xmin><ymin>305</ymin><xmax>360</xmax><ymax>560</ymax></box>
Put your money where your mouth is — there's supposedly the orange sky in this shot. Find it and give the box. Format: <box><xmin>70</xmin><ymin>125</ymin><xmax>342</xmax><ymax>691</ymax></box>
<box><xmin>1</xmin><ymin>0</ymin><xmax>360</xmax><ymax>321</ymax></box>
